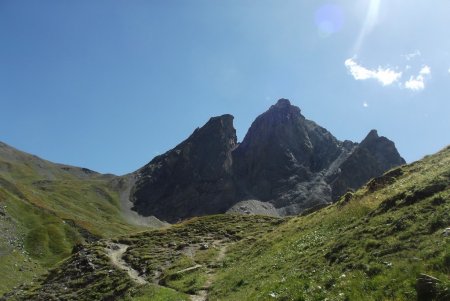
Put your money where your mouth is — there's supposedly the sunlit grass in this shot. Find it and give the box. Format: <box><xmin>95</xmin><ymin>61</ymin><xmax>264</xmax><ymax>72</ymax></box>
<box><xmin>0</xmin><ymin>153</ymin><xmax>145</xmax><ymax>295</ymax></box>
<box><xmin>2</xmin><ymin>146</ymin><xmax>449</xmax><ymax>300</ymax></box>
<box><xmin>209</xmin><ymin>146</ymin><xmax>450</xmax><ymax>301</ymax></box>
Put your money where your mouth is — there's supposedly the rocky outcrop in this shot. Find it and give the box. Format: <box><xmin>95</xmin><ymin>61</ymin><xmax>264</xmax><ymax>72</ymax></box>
<box><xmin>130</xmin><ymin>99</ymin><xmax>405</xmax><ymax>222</ymax></box>
<box><xmin>131</xmin><ymin>115</ymin><xmax>237</xmax><ymax>223</ymax></box>
<box><xmin>226</xmin><ymin>200</ymin><xmax>280</xmax><ymax>217</ymax></box>
<box><xmin>232</xmin><ymin>99</ymin><xmax>345</xmax><ymax>211</ymax></box>
<box><xmin>328</xmin><ymin>130</ymin><xmax>406</xmax><ymax>200</ymax></box>
<box><xmin>415</xmin><ymin>274</ymin><xmax>444</xmax><ymax>301</ymax></box>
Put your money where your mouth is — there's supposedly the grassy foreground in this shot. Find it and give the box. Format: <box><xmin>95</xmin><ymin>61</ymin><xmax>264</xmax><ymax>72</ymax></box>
<box><xmin>0</xmin><ymin>142</ymin><xmax>144</xmax><ymax>295</ymax></box>
<box><xmin>209</xmin><ymin>146</ymin><xmax>450</xmax><ymax>300</ymax></box>
<box><xmin>3</xmin><ymin>215</ymin><xmax>282</xmax><ymax>300</ymax></box>
<box><xmin>2</xmin><ymin>145</ymin><xmax>449</xmax><ymax>300</ymax></box>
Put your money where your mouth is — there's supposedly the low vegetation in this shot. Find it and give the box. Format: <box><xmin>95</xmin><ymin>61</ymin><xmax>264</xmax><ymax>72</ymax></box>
<box><xmin>3</xmin><ymin>215</ymin><xmax>282</xmax><ymax>300</ymax></box>
<box><xmin>1</xmin><ymin>145</ymin><xmax>449</xmax><ymax>300</ymax></box>
<box><xmin>0</xmin><ymin>145</ymin><xmax>145</xmax><ymax>294</ymax></box>
<box><xmin>209</xmin><ymin>146</ymin><xmax>450</xmax><ymax>300</ymax></box>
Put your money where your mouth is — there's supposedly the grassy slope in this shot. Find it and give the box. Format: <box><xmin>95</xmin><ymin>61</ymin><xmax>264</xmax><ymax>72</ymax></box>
<box><xmin>0</xmin><ymin>143</ymin><xmax>143</xmax><ymax>294</ymax></box>
<box><xmin>3</xmin><ymin>214</ymin><xmax>282</xmax><ymax>300</ymax></box>
<box><xmin>209</xmin><ymin>146</ymin><xmax>450</xmax><ymax>300</ymax></box>
<box><xmin>2</xmin><ymin>145</ymin><xmax>449</xmax><ymax>300</ymax></box>
<box><xmin>119</xmin><ymin>215</ymin><xmax>283</xmax><ymax>294</ymax></box>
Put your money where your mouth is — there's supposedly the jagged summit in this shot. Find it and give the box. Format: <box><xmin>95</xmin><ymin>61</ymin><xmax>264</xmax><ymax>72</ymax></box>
<box><xmin>204</xmin><ymin>114</ymin><xmax>235</xmax><ymax>127</ymax></box>
<box><xmin>129</xmin><ymin>99</ymin><xmax>405</xmax><ymax>222</ymax></box>
<box><xmin>363</xmin><ymin>129</ymin><xmax>379</xmax><ymax>141</ymax></box>
<box><xmin>328</xmin><ymin>128</ymin><xmax>405</xmax><ymax>200</ymax></box>
<box><xmin>276</xmin><ymin>98</ymin><xmax>290</xmax><ymax>105</ymax></box>
<box><xmin>272</xmin><ymin>98</ymin><xmax>294</xmax><ymax>108</ymax></box>
<box><xmin>238</xmin><ymin>98</ymin><xmax>306</xmax><ymax>151</ymax></box>
<box><xmin>263</xmin><ymin>98</ymin><xmax>302</xmax><ymax>122</ymax></box>
<box><xmin>233</xmin><ymin>99</ymin><xmax>347</xmax><ymax>213</ymax></box>
<box><xmin>131</xmin><ymin>114</ymin><xmax>237</xmax><ymax>222</ymax></box>
<box><xmin>185</xmin><ymin>113</ymin><xmax>237</xmax><ymax>151</ymax></box>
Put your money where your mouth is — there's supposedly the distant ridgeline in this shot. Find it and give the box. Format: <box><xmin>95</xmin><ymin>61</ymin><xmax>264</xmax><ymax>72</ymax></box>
<box><xmin>129</xmin><ymin>99</ymin><xmax>405</xmax><ymax>222</ymax></box>
<box><xmin>0</xmin><ymin>99</ymin><xmax>405</xmax><ymax>227</ymax></box>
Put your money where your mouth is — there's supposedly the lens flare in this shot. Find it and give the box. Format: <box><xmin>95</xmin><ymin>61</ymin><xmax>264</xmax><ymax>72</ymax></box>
<box><xmin>314</xmin><ymin>4</ymin><xmax>344</xmax><ymax>37</ymax></box>
<box><xmin>353</xmin><ymin>0</ymin><xmax>381</xmax><ymax>53</ymax></box>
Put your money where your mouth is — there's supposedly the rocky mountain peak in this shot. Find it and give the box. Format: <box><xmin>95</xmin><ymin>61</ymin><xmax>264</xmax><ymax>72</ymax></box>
<box><xmin>329</xmin><ymin>129</ymin><xmax>405</xmax><ymax>200</ymax></box>
<box><xmin>264</xmin><ymin>98</ymin><xmax>302</xmax><ymax>122</ymax></box>
<box><xmin>360</xmin><ymin>129</ymin><xmax>379</xmax><ymax>145</ymax></box>
<box><xmin>130</xmin><ymin>99</ymin><xmax>405</xmax><ymax>222</ymax></box>
<box><xmin>188</xmin><ymin>114</ymin><xmax>237</xmax><ymax>151</ymax></box>
<box><xmin>232</xmin><ymin>99</ymin><xmax>343</xmax><ymax>209</ymax></box>
<box><xmin>131</xmin><ymin>115</ymin><xmax>238</xmax><ymax>223</ymax></box>
<box><xmin>238</xmin><ymin>99</ymin><xmax>305</xmax><ymax>152</ymax></box>
<box><xmin>273</xmin><ymin>98</ymin><xmax>294</xmax><ymax>108</ymax></box>
<box><xmin>204</xmin><ymin>114</ymin><xmax>235</xmax><ymax>130</ymax></box>
<box><xmin>359</xmin><ymin>129</ymin><xmax>405</xmax><ymax>171</ymax></box>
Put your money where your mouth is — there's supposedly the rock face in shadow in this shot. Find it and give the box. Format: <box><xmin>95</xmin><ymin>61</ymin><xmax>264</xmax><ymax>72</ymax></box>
<box><xmin>328</xmin><ymin>129</ymin><xmax>406</xmax><ymax>200</ymax></box>
<box><xmin>131</xmin><ymin>115</ymin><xmax>237</xmax><ymax>223</ymax></box>
<box><xmin>232</xmin><ymin>99</ymin><xmax>345</xmax><ymax>211</ymax></box>
<box><xmin>130</xmin><ymin>99</ymin><xmax>405</xmax><ymax>222</ymax></box>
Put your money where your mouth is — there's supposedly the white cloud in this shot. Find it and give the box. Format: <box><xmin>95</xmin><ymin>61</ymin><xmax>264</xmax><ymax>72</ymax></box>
<box><xmin>420</xmin><ymin>65</ymin><xmax>431</xmax><ymax>75</ymax></box>
<box><xmin>403</xmin><ymin>50</ymin><xmax>421</xmax><ymax>61</ymax></box>
<box><xmin>374</xmin><ymin>68</ymin><xmax>403</xmax><ymax>86</ymax></box>
<box><xmin>404</xmin><ymin>76</ymin><xmax>425</xmax><ymax>91</ymax></box>
<box><xmin>363</xmin><ymin>101</ymin><xmax>369</xmax><ymax>107</ymax></box>
<box><xmin>345</xmin><ymin>59</ymin><xmax>435</xmax><ymax>92</ymax></box>
<box><xmin>345</xmin><ymin>58</ymin><xmax>402</xmax><ymax>86</ymax></box>
<box><xmin>344</xmin><ymin>59</ymin><xmax>373</xmax><ymax>80</ymax></box>
<box><xmin>404</xmin><ymin>65</ymin><xmax>431</xmax><ymax>91</ymax></box>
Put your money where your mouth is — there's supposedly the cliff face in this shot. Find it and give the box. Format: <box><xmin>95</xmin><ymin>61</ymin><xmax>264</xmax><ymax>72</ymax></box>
<box><xmin>130</xmin><ymin>99</ymin><xmax>405</xmax><ymax>222</ymax></box>
<box><xmin>328</xmin><ymin>129</ymin><xmax>406</xmax><ymax>200</ymax></box>
<box><xmin>131</xmin><ymin>115</ymin><xmax>237</xmax><ymax>223</ymax></box>
<box><xmin>232</xmin><ymin>99</ymin><xmax>345</xmax><ymax>211</ymax></box>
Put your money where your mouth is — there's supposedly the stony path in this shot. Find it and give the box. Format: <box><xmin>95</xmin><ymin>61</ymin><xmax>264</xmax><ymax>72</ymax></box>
<box><xmin>105</xmin><ymin>240</ymin><xmax>229</xmax><ymax>300</ymax></box>
<box><xmin>190</xmin><ymin>291</ymin><xmax>208</xmax><ymax>301</ymax></box>
<box><xmin>189</xmin><ymin>243</ymin><xmax>228</xmax><ymax>301</ymax></box>
<box><xmin>216</xmin><ymin>244</ymin><xmax>228</xmax><ymax>261</ymax></box>
<box><xmin>106</xmin><ymin>243</ymin><xmax>147</xmax><ymax>285</ymax></box>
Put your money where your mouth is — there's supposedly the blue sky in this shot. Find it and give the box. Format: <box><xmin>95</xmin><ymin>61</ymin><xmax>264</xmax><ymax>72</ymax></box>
<box><xmin>1</xmin><ymin>1</ymin><xmax>449</xmax><ymax>175</ymax></box>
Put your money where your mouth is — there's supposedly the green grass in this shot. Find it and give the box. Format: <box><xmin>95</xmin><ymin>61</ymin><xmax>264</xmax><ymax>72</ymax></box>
<box><xmin>3</xmin><ymin>244</ymin><xmax>137</xmax><ymax>301</ymax></box>
<box><xmin>208</xmin><ymin>146</ymin><xmax>450</xmax><ymax>301</ymax></box>
<box><xmin>118</xmin><ymin>214</ymin><xmax>283</xmax><ymax>284</ymax></box>
<box><xmin>0</xmin><ymin>247</ymin><xmax>44</xmax><ymax>295</ymax></box>
<box><xmin>0</xmin><ymin>147</ymin><xmax>146</xmax><ymax>295</ymax></box>
<box><xmin>2</xmin><ymin>145</ymin><xmax>449</xmax><ymax>300</ymax></box>
<box><xmin>161</xmin><ymin>254</ymin><xmax>208</xmax><ymax>294</ymax></box>
<box><xmin>0</xmin><ymin>180</ymin><xmax>141</xmax><ymax>295</ymax></box>
<box><xmin>122</xmin><ymin>284</ymin><xmax>189</xmax><ymax>301</ymax></box>
<box><xmin>4</xmin><ymin>214</ymin><xmax>282</xmax><ymax>300</ymax></box>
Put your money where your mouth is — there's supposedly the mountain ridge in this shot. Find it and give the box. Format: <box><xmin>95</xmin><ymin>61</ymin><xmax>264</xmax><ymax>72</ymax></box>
<box><xmin>129</xmin><ymin>99</ymin><xmax>405</xmax><ymax>222</ymax></box>
<box><xmin>0</xmin><ymin>99</ymin><xmax>406</xmax><ymax>226</ymax></box>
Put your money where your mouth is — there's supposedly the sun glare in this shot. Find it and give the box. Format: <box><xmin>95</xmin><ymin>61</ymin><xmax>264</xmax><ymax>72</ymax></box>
<box><xmin>354</xmin><ymin>0</ymin><xmax>381</xmax><ymax>53</ymax></box>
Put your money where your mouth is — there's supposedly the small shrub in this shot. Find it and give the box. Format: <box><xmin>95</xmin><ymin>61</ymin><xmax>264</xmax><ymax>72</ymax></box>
<box><xmin>365</xmin><ymin>239</ymin><xmax>381</xmax><ymax>251</ymax></box>
<box><xmin>365</xmin><ymin>263</ymin><xmax>383</xmax><ymax>277</ymax></box>
<box><xmin>428</xmin><ymin>215</ymin><xmax>446</xmax><ymax>233</ymax></box>
<box><xmin>431</xmin><ymin>195</ymin><xmax>445</xmax><ymax>206</ymax></box>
